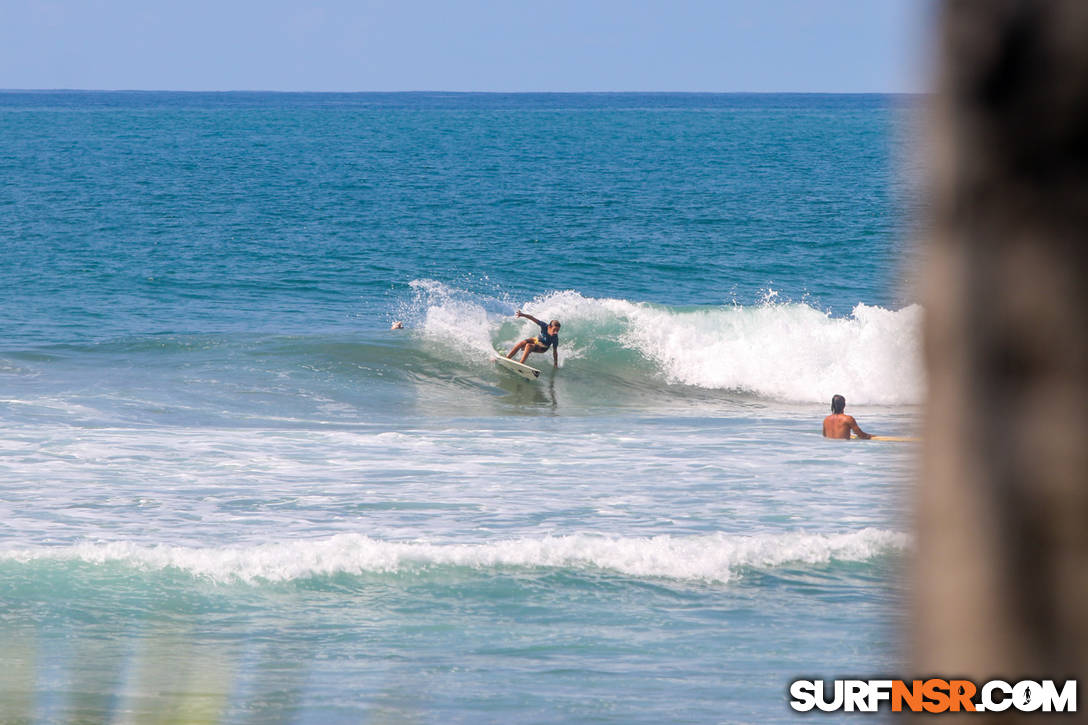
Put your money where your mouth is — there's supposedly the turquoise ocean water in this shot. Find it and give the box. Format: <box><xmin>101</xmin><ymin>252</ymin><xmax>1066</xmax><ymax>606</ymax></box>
<box><xmin>1</xmin><ymin>92</ymin><xmax>921</xmax><ymax>723</ymax></box>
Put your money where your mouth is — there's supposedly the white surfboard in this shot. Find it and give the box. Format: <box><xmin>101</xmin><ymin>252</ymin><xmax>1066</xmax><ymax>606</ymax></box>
<box><xmin>493</xmin><ymin>351</ymin><xmax>541</xmax><ymax>381</ymax></box>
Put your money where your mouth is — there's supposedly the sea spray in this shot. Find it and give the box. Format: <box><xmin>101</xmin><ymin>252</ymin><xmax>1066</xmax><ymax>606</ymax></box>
<box><xmin>623</xmin><ymin>299</ymin><xmax>924</xmax><ymax>404</ymax></box>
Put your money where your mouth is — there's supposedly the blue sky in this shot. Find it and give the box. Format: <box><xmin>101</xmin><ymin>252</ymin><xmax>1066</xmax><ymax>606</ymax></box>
<box><xmin>1</xmin><ymin>0</ymin><xmax>930</xmax><ymax>92</ymax></box>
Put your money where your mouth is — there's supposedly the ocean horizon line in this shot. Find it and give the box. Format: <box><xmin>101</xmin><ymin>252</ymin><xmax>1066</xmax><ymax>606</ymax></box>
<box><xmin>0</xmin><ymin>87</ymin><xmax>925</xmax><ymax>97</ymax></box>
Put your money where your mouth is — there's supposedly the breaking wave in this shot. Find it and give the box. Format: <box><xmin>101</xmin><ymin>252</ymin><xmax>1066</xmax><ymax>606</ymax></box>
<box><xmin>402</xmin><ymin>280</ymin><xmax>923</xmax><ymax>404</ymax></box>
<box><xmin>1</xmin><ymin>529</ymin><xmax>909</xmax><ymax>585</ymax></box>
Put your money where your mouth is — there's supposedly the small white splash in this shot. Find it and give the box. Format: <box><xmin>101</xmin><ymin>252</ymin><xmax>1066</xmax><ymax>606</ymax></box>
<box><xmin>1</xmin><ymin>529</ymin><xmax>910</xmax><ymax>585</ymax></box>
<box><xmin>404</xmin><ymin>279</ymin><xmax>503</xmax><ymax>360</ymax></box>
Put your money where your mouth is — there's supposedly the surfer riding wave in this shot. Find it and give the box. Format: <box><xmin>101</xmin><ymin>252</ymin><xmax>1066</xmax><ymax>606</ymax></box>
<box><xmin>507</xmin><ymin>311</ymin><xmax>561</xmax><ymax>367</ymax></box>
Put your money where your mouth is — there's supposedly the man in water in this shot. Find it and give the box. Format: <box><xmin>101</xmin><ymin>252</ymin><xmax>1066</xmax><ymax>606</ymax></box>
<box><xmin>506</xmin><ymin>310</ymin><xmax>560</xmax><ymax>367</ymax></box>
<box><xmin>822</xmin><ymin>394</ymin><xmax>872</xmax><ymax>439</ymax></box>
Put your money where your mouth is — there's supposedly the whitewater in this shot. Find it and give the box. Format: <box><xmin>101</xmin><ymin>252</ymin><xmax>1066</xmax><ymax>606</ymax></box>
<box><xmin>405</xmin><ymin>280</ymin><xmax>924</xmax><ymax>406</ymax></box>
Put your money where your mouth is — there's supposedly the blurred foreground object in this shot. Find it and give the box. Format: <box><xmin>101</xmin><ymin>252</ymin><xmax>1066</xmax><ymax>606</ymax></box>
<box><xmin>918</xmin><ymin>0</ymin><xmax>1088</xmax><ymax>706</ymax></box>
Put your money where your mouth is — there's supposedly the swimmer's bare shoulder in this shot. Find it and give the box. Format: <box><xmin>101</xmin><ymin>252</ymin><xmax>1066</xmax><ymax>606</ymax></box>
<box><xmin>822</xmin><ymin>396</ymin><xmax>872</xmax><ymax>439</ymax></box>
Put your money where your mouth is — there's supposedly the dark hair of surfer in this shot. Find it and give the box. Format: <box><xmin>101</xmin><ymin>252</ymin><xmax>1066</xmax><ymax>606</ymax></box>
<box><xmin>831</xmin><ymin>394</ymin><xmax>846</xmax><ymax>414</ymax></box>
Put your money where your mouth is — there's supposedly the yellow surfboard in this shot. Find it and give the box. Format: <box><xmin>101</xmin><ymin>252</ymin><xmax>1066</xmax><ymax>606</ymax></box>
<box><xmin>854</xmin><ymin>435</ymin><xmax>920</xmax><ymax>442</ymax></box>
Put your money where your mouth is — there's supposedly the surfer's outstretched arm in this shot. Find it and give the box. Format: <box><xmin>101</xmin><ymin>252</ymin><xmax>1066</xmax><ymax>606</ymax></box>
<box><xmin>552</xmin><ymin>345</ymin><xmax>559</xmax><ymax>368</ymax></box>
<box><xmin>516</xmin><ymin>310</ymin><xmax>542</xmax><ymax>324</ymax></box>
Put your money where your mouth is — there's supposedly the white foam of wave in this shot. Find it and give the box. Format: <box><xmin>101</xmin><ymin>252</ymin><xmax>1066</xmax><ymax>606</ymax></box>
<box><xmin>400</xmin><ymin>281</ymin><xmax>923</xmax><ymax>403</ymax></box>
<box><xmin>619</xmin><ymin>298</ymin><xmax>925</xmax><ymax>405</ymax></box>
<box><xmin>404</xmin><ymin>281</ymin><xmax>924</xmax><ymax>404</ymax></box>
<box><xmin>0</xmin><ymin>529</ymin><xmax>909</xmax><ymax>584</ymax></box>
<box><xmin>534</xmin><ymin>289</ymin><xmax>924</xmax><ymax>404</ymax></box>
<box><xmin>406</xmin><ymin>279</ymin><xmax>504</xmax><ymax>361</ymax></box>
